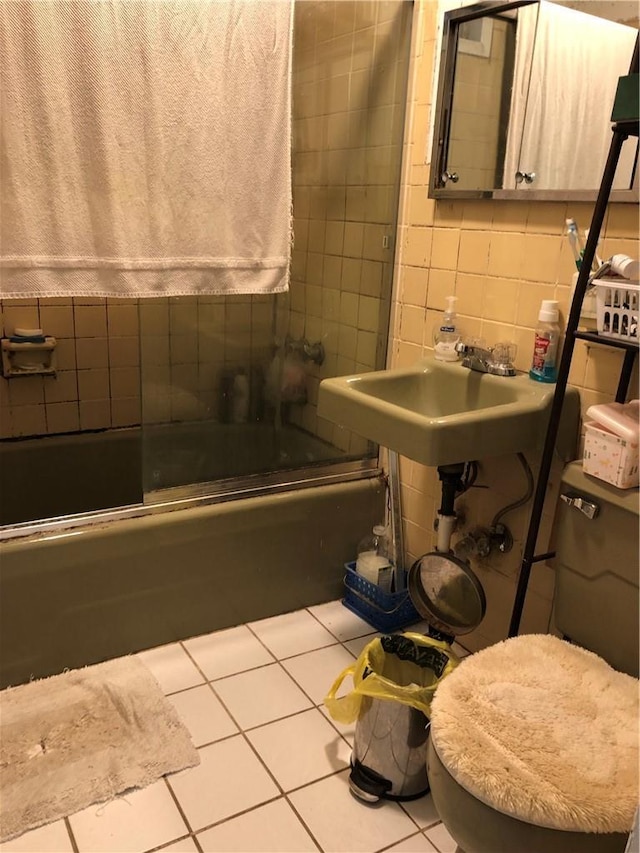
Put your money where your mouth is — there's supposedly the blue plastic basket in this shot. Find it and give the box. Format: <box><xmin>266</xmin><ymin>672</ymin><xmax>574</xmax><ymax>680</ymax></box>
<box><xmin>343</xmin><ymin>562</ymin><xmax>421</xmax><ymax>633</ymax></box>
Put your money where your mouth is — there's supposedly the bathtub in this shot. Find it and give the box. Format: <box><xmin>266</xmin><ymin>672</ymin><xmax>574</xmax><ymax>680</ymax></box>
<box><xmin>0</xmin><ymin>421</ymin><xmax>368</xmax><ymax>526</ymax></box>
<box><xmin>0</xmin><ymin>428</ymin><xmax>384</xmax><ymax>687</ymax></box>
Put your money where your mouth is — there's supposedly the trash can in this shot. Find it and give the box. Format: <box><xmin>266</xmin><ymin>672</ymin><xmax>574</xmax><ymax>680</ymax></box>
<box><xmin>327</xmin><ymin>547</ymin><xmax>488</xmax><ymax>803</ymax></box>
<box><xmin>325</xmin><ymin>633</ymin><xmax>459</xmax><ymax>802</ymax></box>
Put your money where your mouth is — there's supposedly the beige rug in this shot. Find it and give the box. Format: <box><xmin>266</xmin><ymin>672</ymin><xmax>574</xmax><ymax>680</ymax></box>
<box><xmin>0</xmin><ymin>657</ymin><xmax>200</xmax><ymax>842</ymax></box>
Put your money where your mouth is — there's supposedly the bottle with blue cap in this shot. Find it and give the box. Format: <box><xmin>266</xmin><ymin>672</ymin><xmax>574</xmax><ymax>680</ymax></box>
<box><xmin>529</xmin><ymin>300</ymin><xmax>560</xmax><ymax>383</ymax></box>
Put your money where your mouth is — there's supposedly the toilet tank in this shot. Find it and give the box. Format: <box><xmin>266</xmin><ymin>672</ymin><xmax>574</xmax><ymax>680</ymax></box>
<box><xmin>553</xmin><ymin>461</ymin><xmax>639</xmax><ymax>677</ymax></box>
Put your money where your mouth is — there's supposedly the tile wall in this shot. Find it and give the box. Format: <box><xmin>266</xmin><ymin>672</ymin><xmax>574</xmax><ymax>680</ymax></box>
<box><xmin>289</xmin><ymin>0</ymin><xmax>412</xmax><ymax>454</ymax></box>
<box><xmin>389</xmin><ymin>0</ymin><xmax>639</xmax><ymax>651</ymax></box>
<box><xmin>0</xmin><ymin>295</ymin><xmax>274</xmax><ymax>438</ymax></box>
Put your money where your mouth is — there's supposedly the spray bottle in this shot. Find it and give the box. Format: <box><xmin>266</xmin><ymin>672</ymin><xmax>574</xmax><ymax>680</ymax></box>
<box><xmin>433</xmin><ymin>296</ymin><xmax>460</xmax><ymax>362</ymax></box>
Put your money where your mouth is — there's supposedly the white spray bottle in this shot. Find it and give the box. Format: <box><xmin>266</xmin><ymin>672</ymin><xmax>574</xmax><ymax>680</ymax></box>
<box><xmin>433</xmin><ymin>296</ymin><xmax>460</xmax><ymax>362</ymax></box>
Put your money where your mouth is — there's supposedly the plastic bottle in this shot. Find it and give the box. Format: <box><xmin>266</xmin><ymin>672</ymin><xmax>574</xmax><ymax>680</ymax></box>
<box><xmin>231</xmin><ymin>370</ymin><xmax>250</xmax><ymax>423</ymax></box>
<box><xmin>433</xmin><ymin>296</ymin><xmax>460</xmax><ymax>362</ymax></box>
<box><xmin>356</xmin><ymin>524</ymin><xmax>393</xmax><ymax>592</ymax></box>
<box><xmin>529</xmin><ymin>300</ymin><xmax>560</xmax><ymax>383</ymax></box>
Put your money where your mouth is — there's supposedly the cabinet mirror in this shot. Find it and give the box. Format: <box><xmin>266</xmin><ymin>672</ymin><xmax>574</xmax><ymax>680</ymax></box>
<box><xmin>428</xmin><ymin>0</ymin><xmax>639</xmax><ymax>200</ymax></box>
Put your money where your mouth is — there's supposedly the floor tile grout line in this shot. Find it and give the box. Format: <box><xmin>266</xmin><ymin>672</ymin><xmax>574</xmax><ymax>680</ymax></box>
<box><xmin>168</xmin><ymin>792</ymin><xmax>282</xmax><ymax>842</ymax></box>
<box><xmin>244</xmin><ymin>616</ymin><xmax>346</xmax><ymax>664</ymax></box>
<box><xmin>143</xmin><ymin>829</ymin><xmax>201</xmax><ymax>853</ymax></box>
<box><xmin>304</xmin><ymin>604</ymin><xmax>380</xmax><ymax>645</ymax></box>
<box><xmin>161</xmin><ymin>776</ymin><xmax>200</xmax><ymax>848</ymax></box>
<box><xmin>375</xmin><ymin>828</ymin><xmax>433</xmax><ymax>853</ymax></box>
<box><xmin>282</xmin><ymin>793</ymin><xmax>324</xmax><ymax>853</ymax></box>
<box><xmin>157</xmin><ymin>643</ymin><xmax>296</xmax><ymax>838</ymax></box>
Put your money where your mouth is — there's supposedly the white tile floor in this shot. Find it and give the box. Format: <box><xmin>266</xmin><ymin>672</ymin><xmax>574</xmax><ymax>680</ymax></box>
<box><xmin>1</xmin><ymin>601</ymin><xmax>470</xmax><ymax>853</ymax></box>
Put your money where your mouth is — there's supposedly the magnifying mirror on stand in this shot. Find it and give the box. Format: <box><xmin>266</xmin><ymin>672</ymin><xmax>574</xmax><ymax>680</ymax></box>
<box><xmin>408</xmin><ymin>552</ymin><xmax>486</xmax><ymax>640</ymax></box>
<box><xmin>407</xmin><ymin>462</ymin><xmax>487</xmax><ymax>642</ymax></box>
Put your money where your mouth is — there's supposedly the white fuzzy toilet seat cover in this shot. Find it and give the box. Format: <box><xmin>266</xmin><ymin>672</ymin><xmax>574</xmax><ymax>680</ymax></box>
<box><xmin>430</xmin><ymin>634</ymin><xmax>639</xmax><ymax>834</ymax></box>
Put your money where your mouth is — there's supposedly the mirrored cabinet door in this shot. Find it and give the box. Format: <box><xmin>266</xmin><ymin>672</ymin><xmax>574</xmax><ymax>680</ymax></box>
<box><xmin>430</xmin><ymin>0</ymin><xmax>639</xmax><ymax>200</ymax></box>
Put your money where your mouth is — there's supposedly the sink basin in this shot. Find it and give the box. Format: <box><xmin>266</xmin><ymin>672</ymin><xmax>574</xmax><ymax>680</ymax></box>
<box><xmin>318</xmin><ymin>358</ymin><xmax>578</xmax><ymax>466</ymax></box>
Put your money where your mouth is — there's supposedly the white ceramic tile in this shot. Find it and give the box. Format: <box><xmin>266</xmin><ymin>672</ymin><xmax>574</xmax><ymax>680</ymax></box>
<box><xmin>168</xmin><ymin>736</ymin><xmax>279</xmax><ymax>831</ymax></box>
<box><xmin>343</xmin><ymin>632</ymin><xmax>379</xmax><ymax>658</ymax></box>
<box><xmin>247</xmin><ymin>708</ymin><xmax>351</xmax><ymax>791</ymax></box>
<box><xmin>69</xmin><ymin>780</ymin><xmax>188</xmax><ymax>853</ymax></box>
<box><xmin>154</xmin><ymin>837</ymin><xmax>199</xmax><ymax>853</ymax></box>
<box><xmin>289</xmin><ymin>770</ymin><xmax>417</xmax><ymax>853</ymax></box>
<box><xmin>400</xmin><ymin>793</ymin><xmax>441</xmax><ymax>830</ymax></box>
<box><xmin>213</xmin><ymin>663</ymin><xmax>312</xmax><ymax>729</ymax></box>
<box><xmin>182</xmin><ymin>626</ymin><xmax>274</xmax><ymax>681</ymax></box>
<box><xmin>167</xmin><ymin>685</ymin><xmax>238</xmax><ymax>747</ymax></box>
<box><xmin>384</xmin><ymin>833</ymin><xmax>438</xmax><ymax>852</ymax></box>
<box><xmin>423</xmin><ymin>822</ymin><xmax>459</xmax><ymax>853</ymax></box>
<box><xmin>137</xmin><ymin>644</ymin><xmax>205</xmax><ymax>694</ymax></box>
<box><xmin>196</xmin><ymin>798</ymin><xmax>317</xmax><ymax>852</ymax></box>
<box><xmin>282</xmin><ymin>644</ymin><xmax>357</xmax><ymax>705</ymax></box>
<box><xmin>308</xmin><ymin>600</ymin><xmax>375</xmax><ymax>641</ymax></box>
<box><xmin>249</xmin><ymin>609</ymin><xmax>337</xmax><ymax>659</ymax></box>
<box><xmin>0</xmin><ymin>821</ymin><xmax>73</xmax><ymax>853</ymax></box>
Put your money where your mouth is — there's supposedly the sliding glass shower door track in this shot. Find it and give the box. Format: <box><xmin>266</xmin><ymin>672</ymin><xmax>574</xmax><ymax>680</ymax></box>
<box><xmin>0</xmin><ymin>460</ymin><xmax>381</xmax><ymax>543</ymax></box>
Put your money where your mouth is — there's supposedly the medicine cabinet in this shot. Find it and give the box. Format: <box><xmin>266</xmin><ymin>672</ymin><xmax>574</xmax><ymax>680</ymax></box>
<box><xmin>429</xmin><ymin>0</ymin><xmax>639</xmax><ymax>200</ymax></box>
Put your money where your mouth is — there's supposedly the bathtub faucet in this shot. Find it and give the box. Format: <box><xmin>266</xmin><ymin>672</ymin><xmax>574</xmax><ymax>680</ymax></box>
<box><xmin>285</xmin><ymin>336</ymin><xmax>325</xmax><ymax>366</ymax></box>
<box><xmin>455</xmin><ymin>340</ymin><xmax>517</xmax><ymax>376</ymax></box>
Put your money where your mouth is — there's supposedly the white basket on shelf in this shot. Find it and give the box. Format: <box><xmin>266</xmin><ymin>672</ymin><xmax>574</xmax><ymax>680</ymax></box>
<box><xmin>594</xmin><ymin>277</ymin><xmax>640</xmax><ymax>341</ymax></box>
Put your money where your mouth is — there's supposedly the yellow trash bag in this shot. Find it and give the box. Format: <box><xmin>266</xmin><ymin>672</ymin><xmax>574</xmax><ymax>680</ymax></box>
<box><xmin>324</xmin><ymin>632</ymin><xmax>459</xmax><ymax>724</ymax></box>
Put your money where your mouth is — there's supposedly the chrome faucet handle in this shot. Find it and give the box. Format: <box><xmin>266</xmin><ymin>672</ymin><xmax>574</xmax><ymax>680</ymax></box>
<box><xmin>492</xmin><ymin>341</ymin><xmax>517</xmax><ymax>364</ymax></box>
<box><xmin>456</xmin><ymin>337</ymin><xmax>488</xmax><ymax>355</ymax></box>
<box><xmin>490</xmin><ymin>341</ymin><xmax>517</xmax><ymax>376</ymax></box>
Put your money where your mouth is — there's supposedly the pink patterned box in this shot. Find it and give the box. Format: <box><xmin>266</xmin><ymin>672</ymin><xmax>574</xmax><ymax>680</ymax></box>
<box><xmin>583</xmin><ymin>421</ymin><xmax>639</xmax><ymax>489</ymax></box>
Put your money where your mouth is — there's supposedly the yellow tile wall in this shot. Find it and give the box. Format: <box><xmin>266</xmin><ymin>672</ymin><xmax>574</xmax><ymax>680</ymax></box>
<box><xmin>288</xmin><ymin>0</ymin><xmax>412</xmax><ymax>454</ymax></box>
<box><xmin>0</xmin><ymin>295</ymin><xmax>273</xmax><ymax>438</ymax></box>
<box><xmin>389</xmin><ymin>0</ymin><xmax>639</xmax><ymax>651</ymax></box>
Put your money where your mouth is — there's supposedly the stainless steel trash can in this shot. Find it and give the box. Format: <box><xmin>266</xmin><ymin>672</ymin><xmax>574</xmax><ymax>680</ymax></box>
<box><xmin>350</xmin><ymin>693</ymin><xmax>430</xmax><ymax>801</ymax></box>
<box><xmin>348</xmin><ymin>552</ymin><xmax>487</xmax><ymax>803</ymax></box>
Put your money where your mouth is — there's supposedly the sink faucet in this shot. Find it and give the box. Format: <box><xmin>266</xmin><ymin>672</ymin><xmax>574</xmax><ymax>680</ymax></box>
<box><xmin>455</xmin><ymin>340</ymin><xmax>517</xmax><ymax>376</ymax></box>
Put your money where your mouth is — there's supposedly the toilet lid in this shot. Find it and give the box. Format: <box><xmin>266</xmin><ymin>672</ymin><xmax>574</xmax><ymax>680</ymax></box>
<box><xmin>430</xmin><ymin>634</ymin><xmax>639</xmax><ymax>834</ymax></box>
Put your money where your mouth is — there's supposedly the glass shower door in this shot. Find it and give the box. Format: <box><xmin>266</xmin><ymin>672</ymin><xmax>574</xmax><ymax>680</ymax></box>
<box><xmin>140</xmin><ymin>1</ymin><xmax>413</xmax><ymax>504</ymax></box>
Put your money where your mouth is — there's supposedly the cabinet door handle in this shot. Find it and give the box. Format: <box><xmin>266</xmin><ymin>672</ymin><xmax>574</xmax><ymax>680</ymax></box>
<box><xmin>560</xmin><ymin>492</ymin><xmax>600</xmax><ymax>519</ymax></box>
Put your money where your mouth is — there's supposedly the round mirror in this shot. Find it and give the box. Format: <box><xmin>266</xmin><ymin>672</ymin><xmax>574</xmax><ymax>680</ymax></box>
<box><xmin>408</xmin><ymin>552</ymin><xmax>486</xmax><ymax>636</ymax></box>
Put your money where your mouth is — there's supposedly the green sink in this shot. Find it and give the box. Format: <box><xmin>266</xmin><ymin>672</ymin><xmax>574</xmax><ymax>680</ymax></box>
<box><xmin>318</xmin><ymin>358</ymin><xmax>579</xmax><ymax>466</ymax></box>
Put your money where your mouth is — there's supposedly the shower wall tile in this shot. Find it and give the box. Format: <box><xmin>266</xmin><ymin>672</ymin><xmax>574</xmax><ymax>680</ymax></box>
<box><xmin>110</xmin><ymin>367</ymin><xmax>140</xmax><ymax>399</ymax></box>
<box><xmin>111</xmin><ymin>397</ymin><xmax>141</xmax><ymax>428</ymax></box>
<box><xmin>79</xmin><ymin>400</ymin><xmax>111</xmax><ymax>431</ymax></box>
<box><xmin>77</xmin><ymin>368</ymin><xmax>110</xmax><ymax>401</ymax></box>
<box><xmin>39</xmin><ymin>305</ymin><xmax>75</xmax><ymax>337</ymax></box>
<box><xmin>76</xmin><ymin>337</ymin><xmax>109</xmax><ymax>369</ymax></box>
<box><xmin>73</xmin><ymin>297</ymin><xmax>106</xmax><ymax>306</ymax></box>
<box><xmin>44</xmin><ymin>372</ymin><xmax>78</xmax><ymax>404</ymax></box>
<box><xmin>74</xmin><ymin>305</ymin><xmax>107</xmax><ymax>337</ymax></box>
<box><xmin>11</xmin><ymin>404</ymin><xmax>46</xmax><ymax>437</ymax></box>
<box><xmin>9</xmin><ymin>377</ymin><xmax>44</xmax><ymax>407</ymax></box>
<box><xmin>108</xmin><ymin>304</ymin><xmax>139</xmax><ymax>336</ymax></box>
<box><xmin>108</xmin><ymin>337</ymin><xmax>140</xmax><ymax>368</ymax></box>
<box><xmin>2</xmin><ymin>304</ymin><xmax>40</xmax><ymax>333</ymax></box>
<box><xmin>46</xmin><ymin>401</ymin><xmax>80</xmax><ymax>434</ymax></box>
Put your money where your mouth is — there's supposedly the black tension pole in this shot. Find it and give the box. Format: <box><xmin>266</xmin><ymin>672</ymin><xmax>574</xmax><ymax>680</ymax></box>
<box><xmin>508</xmin><ymin>38</ymin><xmax>639</xmax><ymax>638</ymax></box>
